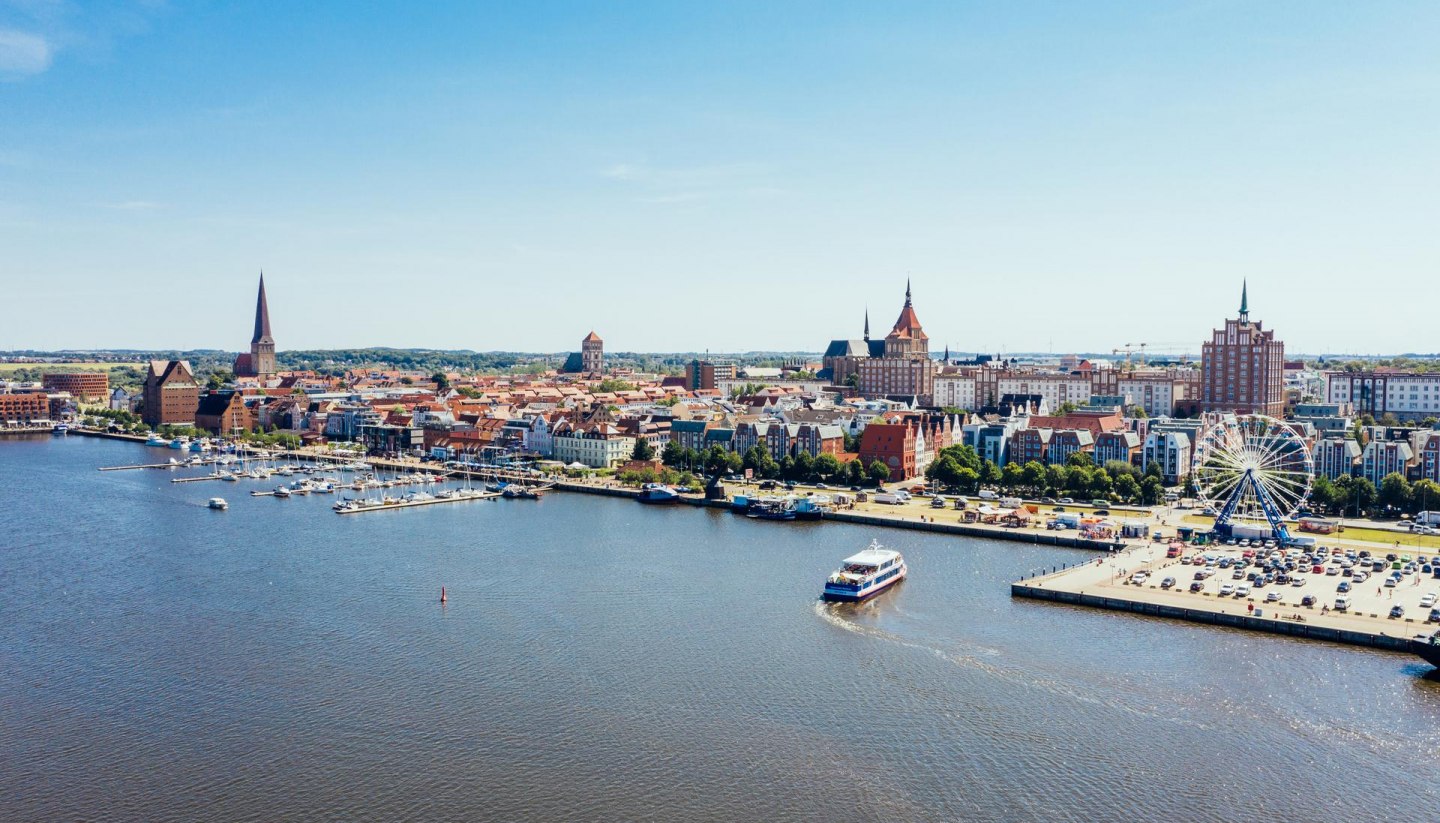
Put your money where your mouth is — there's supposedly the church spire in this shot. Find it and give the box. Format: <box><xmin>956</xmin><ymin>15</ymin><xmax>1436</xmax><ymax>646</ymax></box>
<box><xmin>863</xmin><ymin>307</ymin><xmax>870</xmax><ymax>341</ymax></box>
<box><xmin>905</xmin><ymin>278</ymin><xmax>912</xmax><ymax>307</ymax></box>
<box><xmin>253</xmin><ymin>271</ymin><xmax>273</xmax><ymax>344</ymax></box>
<box><xmin>1239</xmin><ymin>279</ymin><xmax>1249</xmax><ymax>321</ymax></box>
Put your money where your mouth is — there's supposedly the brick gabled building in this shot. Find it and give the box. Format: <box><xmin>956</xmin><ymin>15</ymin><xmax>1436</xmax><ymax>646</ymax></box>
<box><xmin>195</xmin><ymin>391</ymin><xmax>251</xmax><ymax>435</ymax></box>
<box><xmin>142</xmin><ymin>360</ymin><xmax>200</xmax><ymax>427</ymax></box>
<box><xmin>858</xmin><ymin>419</ymin><xmax>919</xmax><ymax>481</ymax></box>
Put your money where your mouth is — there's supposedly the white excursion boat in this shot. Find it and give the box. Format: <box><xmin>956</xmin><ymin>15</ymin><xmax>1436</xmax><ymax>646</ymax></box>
<box><xmin>823</xmin><ymin>540</ymin><xmax>907</xmax><ymax>602</ymax></box>
<box><xmin>145</xmin><ymin>434</ymin><xmax>170</xmax><ymax>447</ymax></box>
<box><xmin>207</xmin><ymin>497</ymin><xmax>228</xmax><ymax>510</ymax></box>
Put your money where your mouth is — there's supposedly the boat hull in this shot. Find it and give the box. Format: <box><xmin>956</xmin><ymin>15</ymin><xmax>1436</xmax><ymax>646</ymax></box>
<box><xmin>823</xmin><ymin>566</ymin><xmax>906</xmax><ymax>602</ymax></box>
<box><xmin>1410</xmin><ymin>638</ymin><xmax>1440</xmax><ymax>668</ymax></box>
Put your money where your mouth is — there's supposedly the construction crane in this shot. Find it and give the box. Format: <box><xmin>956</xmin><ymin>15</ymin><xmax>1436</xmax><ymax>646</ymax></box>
<box><xmin>1112</xmin><ymin>343</ymin><xmax>1147</xmax><ymax>372</ymax></box>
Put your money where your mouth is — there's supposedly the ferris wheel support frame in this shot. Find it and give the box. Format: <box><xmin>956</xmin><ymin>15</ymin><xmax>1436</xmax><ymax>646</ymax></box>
<box><xmin>1211</xmin><ymin>467</ymin><xmax>1294</xmax><ymax>544</ymax></box>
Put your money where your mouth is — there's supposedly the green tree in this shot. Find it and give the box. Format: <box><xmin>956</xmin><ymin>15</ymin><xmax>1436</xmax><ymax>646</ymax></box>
<box><xmin>954</xmin><ymin>467</ymin><xmax>980</xmax><ymax>494</ymax></box>
<box><xmin>1056</xmin><ymin>401</ymin><xmax>1079</xmax><ymax>415</ymax></box>
<box><xmin>1127</xmin><ymin>404</ymin><xmax>1148</xmax><ymax>419</ymax></box>
<box><xmin>1045</xmin><ymin>464</ymin><xmax>1069</xmax><ymax>496</ymax></box>
<box><xmin>981</xmin><ymin>461</ymin><xmax>1003</xmax><ymax>487</ymax></box>
<box><xmin>1001</xmin><ymin>462</ymin><xmax>1024</xmax><ymax>490</ymax></box>
<box><xmin>662</xmin><ymin>440</ymin><xmax>686</xmax><ymax>468</ymax></box>
<box><xmin>1021</xmin><ymin>461</ymin><xmax>1047</xmax><ymax>493</ymax></box>
<box><xmin>632</xmin><ymin>437</ymin><xmax>655</xmax><ymax>462</ymax></box>
<box><xmin>1411</xmin><ymin>479</ymin><xmax>1440</xmax><ymax>514</ymax></box>
<box><xmin>1113</xmin><ymin>473</ymin><xmax>1141</xmax><ymax>503</ymax></box>
<box><xmin>1378</xmin><ymin>472</ymin><xmax>1411</xmax><ymax>513</ymax></box>
<box><xmin>1139</xmin><ymin>476</ymin><xmax>1164</xmax><ymax>505</ymax></box>
<box><xmin>867</xmin><ymin>460</ymin><xmax>893</xmax><ymax>486</ymax></box>
<box><xmin>793</xmin><ymin>450</ymin><xmax>816</xmax><ymax>481</ymax></box>
<box><xmin>1310</xmin><ymin>475</ymin><xmax>1338</xmax><ymax>514</ymax></box>
<box><xmin>845</xmin><ymin>459</ymin><xmax>867</xmax><ymax>486</ymax></box>
<box><xmin>813</xmin><ymin>453</ymin><xmax>842</xmax><ymax>481</ymax></box>
<box><xmin>1103</xmin><ymin>459</ymin><xmax>1137</xmax><ymax>479</ymax></box>
<box><xmin>1088</xmin><ymin>468</ymin><xmax>1113</xmax><ymax>500</ymax></box>
<box><xmin>431</xmin><ymin>372</ymin><xmax>450</xmax><ymax>391</ymax></box>
<box><xmin>1065</xmin><ymin>451</ymin><xmax>1094</xmax><ymax>469</ymax></box>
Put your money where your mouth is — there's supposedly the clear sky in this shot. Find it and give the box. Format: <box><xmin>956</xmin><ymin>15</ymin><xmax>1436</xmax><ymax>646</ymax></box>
<box><xmin>3</xmin><ymin>1</ymin><xmax>1437</xmax><ymax>355</ymax></box>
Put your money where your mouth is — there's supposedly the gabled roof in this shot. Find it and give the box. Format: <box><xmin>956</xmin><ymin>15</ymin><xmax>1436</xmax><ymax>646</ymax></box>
<box><xmin>886</xmin><ymin>282</ymin><xmax>928</xmax><ymax>341</ymax></box>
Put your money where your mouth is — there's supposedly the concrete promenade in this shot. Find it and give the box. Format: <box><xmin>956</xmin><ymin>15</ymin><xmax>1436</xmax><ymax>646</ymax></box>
<box><xmin>1013</xmin><ymin>543</ymin><xmax>1439</xmax><ymax>655</ymax></box>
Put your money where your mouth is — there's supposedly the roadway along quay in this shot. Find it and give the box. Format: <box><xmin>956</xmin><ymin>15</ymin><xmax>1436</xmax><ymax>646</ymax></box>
<box><xmin>1012</xmin><ymin>540</ymin><xmax>1440</xmax><ymax>654</ymax></box>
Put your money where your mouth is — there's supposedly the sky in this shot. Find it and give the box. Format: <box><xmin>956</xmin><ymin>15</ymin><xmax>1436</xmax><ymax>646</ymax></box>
<box><xmin>2</xmin><ymin>1</ymin><xmax>1438</xmax><ymax>355</ymax></box>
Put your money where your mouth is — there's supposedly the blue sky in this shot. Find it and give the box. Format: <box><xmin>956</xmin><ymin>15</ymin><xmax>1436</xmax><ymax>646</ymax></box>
<box><xmin>3</xmin><ymin>1</ymin><xmax>1437</xmax><ymax>355</ymax></box>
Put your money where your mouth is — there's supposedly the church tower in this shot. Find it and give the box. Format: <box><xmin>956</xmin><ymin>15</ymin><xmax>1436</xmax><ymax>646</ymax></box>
<box><xmin>235</xmin><ymin>272</ymin><xmax>277</xmax><ymax>379</ymax></box>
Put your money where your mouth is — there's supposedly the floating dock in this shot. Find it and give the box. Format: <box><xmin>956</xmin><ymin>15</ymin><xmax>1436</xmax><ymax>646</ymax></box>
<box><xmin>334</xmin><ymin>492</ymin><xmax>502</xmax><ymax>514</ymax></box>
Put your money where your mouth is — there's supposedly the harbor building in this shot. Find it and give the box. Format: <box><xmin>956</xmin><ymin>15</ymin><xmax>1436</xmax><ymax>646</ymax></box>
<box><xmin>141</xmin><ymin>361</ymin><xmax>200</xmax><ymax>427</ymax></box>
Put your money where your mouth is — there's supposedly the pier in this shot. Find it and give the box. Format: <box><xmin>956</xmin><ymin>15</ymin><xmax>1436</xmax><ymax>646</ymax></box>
<box><xmin>1010</xmin><ymin>543</ymin><xmax>1434</xmax><ymax>655</ymax></box>
<box><xmin>334</xmin><ymin>491</ymin><xmax>502</xmax><ymax>514</ymax></box>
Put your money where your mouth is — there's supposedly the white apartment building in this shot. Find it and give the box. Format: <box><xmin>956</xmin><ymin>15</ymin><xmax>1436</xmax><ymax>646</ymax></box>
<box><xmin>1326</xmin><ymin>371</ymin><xmax>1440</xmax><ymax>421</ymax></box>
<box><xmin>1311</xmin><ymin>437</ymin><xmax>1361</xmax><ymax>480</ymax></box>
<box><xmin>1359</xmin><ymin>439</ymin><xmax>1413</xmax><ymax>486</ymax></box>
<box><xmin>1142</xmin><ymin>431</ymin><xmax>1192</xmax><ymax>485</ymax></box>
<box><xmin>933</xmin><ymin>374</ymin><xmax>977</xmax><ymax>411</ymax></box>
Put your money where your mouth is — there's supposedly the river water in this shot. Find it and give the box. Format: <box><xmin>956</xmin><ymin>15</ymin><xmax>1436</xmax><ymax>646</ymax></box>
<box><xmin>3</xmin><ymin>436</ymin><xmax>1438</xmax><ymax>821</ymax></box>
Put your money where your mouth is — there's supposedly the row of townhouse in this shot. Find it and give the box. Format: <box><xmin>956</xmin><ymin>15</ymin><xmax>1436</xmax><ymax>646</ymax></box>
<box><xmin>933</xmin><ymin>366</ymin><xmax>1198</xmax><ymax>417</ymax></box>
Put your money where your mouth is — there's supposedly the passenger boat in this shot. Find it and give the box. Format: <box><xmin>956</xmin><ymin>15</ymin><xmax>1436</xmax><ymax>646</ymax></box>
<box><xmin>638</xmin><ymin>483</ymin><xmax>680</xmax><ymax>503</ymax></box>
<box><xmin>822</xmin><ymin>541</ymin><xmax>907</xmax><ymax>601</ymax></box>
<box><xmin>746</xmin><ymin>498</ymin><xmax>795</xmax><ymax>521</ymax></box>
<box><xmin>207</xmin><ymin>497</ymin><xmax>228</xmax><ymax>510</ymax></box>
<box><xmin>792</xmin><ymin>496</ymin><xmax>829</xmax><ymax>520</ymax></box>
<box><xmin>169</xmin><ymin>437</ymin><xmax>189</xmax><ymax>450</ymax></box>
<box><xmin>51</xmin><ymin>423</ymin><xmax>68</xmax><ymax>436</ymax></box>
<box><xmin>1411</xmin><ymin>632</ymin><xmax>1440</xmax><ymax>668</ymax></box>
<box><xmin>145</xmin><ymin>433</ymin><xmax>169</xmax><ymax>447</ymax></box>
<box><xmin>273</xmin><ymin>486</ymin><xmax>292</xmax><ymax>498</ymax></box>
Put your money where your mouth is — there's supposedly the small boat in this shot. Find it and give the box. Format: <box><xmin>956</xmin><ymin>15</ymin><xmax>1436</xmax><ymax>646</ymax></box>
<box><xmin>220</xmin><ymin>471</ymin><xmax>238</xmax><ymax>482</ymax></box>
<box><xmin>169</xmin><ymin>437</ymin><xmax>189</xmax><ymax>450</ymax></box>
<box><xmin>51</xmin><ymin>423</ymin><xmax>68</xmax><ymax>436</ymax></box>
<box><xmin>273</xmin><ymin>486</ymin><xmax>291</xmax><ymax>498</ymax></box>
<box><xmin>207</xmin><ymin>497</ymin><xmax>229</xmax><ymax>510</ymax></box>
<box><xmin>823</xmin><ymin>541</ymin><xmax>907</xmax><ymax>602</ymax></box>
<box><xmin>145</xmin><ymin>434</ymin><xmax>170</xmax><ymax>447</ymax></box>
<box><xmin>638</xmin><ymin>483</ymin><xmax>680</xmax><ymax>504</ymax></box>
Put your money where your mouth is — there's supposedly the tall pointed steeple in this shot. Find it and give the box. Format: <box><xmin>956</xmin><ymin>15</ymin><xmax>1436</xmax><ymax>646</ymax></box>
<box><xmin>253</xmin><ymin>271</ymin><xmax>273</xmax><ymax>345</ymax></box>
<box><xmin>863</xmin><ymin>308</ymin><xmax>870</xmax><ymax>341</ymax></box>
<box><xmin>905</xmin><ymin>278</ymin><xmax>912</xmax><ymax>307</ymax></box>
<box><xmin>1239</xmin><ymin>279</ymin><xmax>1249</xmax><ymax>322</ymax></box>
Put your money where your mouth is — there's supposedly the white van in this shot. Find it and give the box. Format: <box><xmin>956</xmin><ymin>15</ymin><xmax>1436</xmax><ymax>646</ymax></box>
<box><xmin>978</xmin><ymin>489</ymin><xmax>999</xmax><ymax>500</ymax></box>
<box><xmin>1334</xmin><ymin>597</ymin><xmax>1350</xmax><ymax>612</ymax></box>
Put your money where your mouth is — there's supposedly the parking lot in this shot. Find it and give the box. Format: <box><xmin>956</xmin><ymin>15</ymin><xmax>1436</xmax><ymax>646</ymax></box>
<box><xmin>1123</xmin><ymin>541</ymin><xmax>1440</xmax><ymax>626</ymax></box>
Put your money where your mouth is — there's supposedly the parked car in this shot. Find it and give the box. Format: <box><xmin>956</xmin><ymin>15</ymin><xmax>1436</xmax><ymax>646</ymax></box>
<box><xmin>1189</xmin><ymin>581</ymin><xmax>1205</xmax><ymax>592</ymax></box>
<box><xmin>1266</xmin><ymin>591</ymin><xmax>1282</xmax><ymax>603</ymax></box>
<box><xmin>1300</xmin><ymin>595</ymin><xmax>1317</xmax><ymax>606</ymax></box>
<box><xmin>1161</xmin><ymin>577</ymin><xmax>1176</xmax><ymax>589</ymax></box>
<box><xmin>1389</xmin><ymin>605</ymin><xmax>1405</xmax><ymax>619</ymax></box>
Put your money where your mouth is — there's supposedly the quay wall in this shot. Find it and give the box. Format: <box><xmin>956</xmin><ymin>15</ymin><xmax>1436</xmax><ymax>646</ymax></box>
<box><xmin>1011</xmin><ymin>582</ymin><xmax>1413</xmax><ymax>653</ymax></box>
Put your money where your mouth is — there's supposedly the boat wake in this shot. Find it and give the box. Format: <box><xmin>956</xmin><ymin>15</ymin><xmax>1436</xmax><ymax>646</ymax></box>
<box><xmin>811</xmin><ymin>601</ymin><xmax>1209</xmax><ymax>730</ymax></box>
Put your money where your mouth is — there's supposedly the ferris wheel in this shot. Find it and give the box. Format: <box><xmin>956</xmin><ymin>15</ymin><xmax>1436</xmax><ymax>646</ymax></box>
<box><xmin>1190</xmin><ymin>414</ymin><xmax>1313</xmax><ymax>542</ymax></box>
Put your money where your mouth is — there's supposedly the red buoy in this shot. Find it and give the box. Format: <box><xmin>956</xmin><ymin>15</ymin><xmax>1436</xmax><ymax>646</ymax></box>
<box><xmin>440</xmin><ymin>586</ymin><xmax>447</xmax><ymax>604</ymax></box>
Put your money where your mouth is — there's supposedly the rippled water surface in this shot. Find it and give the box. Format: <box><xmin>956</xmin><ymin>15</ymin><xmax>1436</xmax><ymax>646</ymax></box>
<box><xmin>3</xmin><ymin>437</ymin><xmax>1439</xmax><ymax>821</ymax></box>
